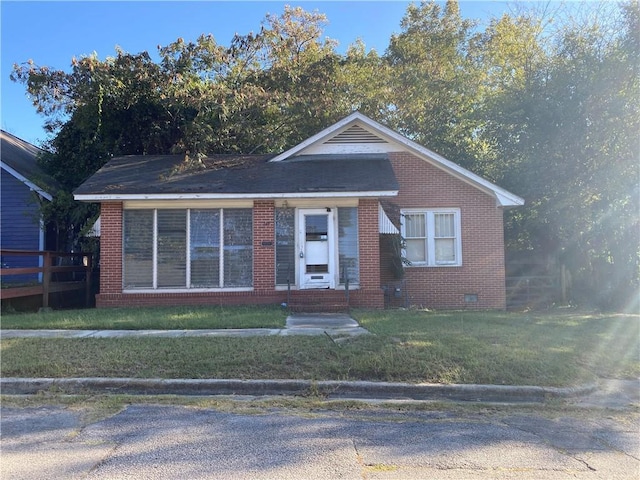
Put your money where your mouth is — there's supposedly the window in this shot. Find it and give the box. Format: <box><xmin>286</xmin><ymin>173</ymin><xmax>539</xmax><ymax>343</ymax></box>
<box><xmin>338</xmin><ymin>207</ymin><xmax>359</xmax><ymax>284</ymax></box>
<box><xmin>275</xmin><ymin>207</ymin><xmax>295</xmax><ymax>285</ymax></box>
<box><xmin>401</xmin><ymin>209</ymin><xmax>461</xmax><ymax>266</ymax></box>
<box><xmin>157</xmin><ymin>210</ymin><xmax>187</xmax><ymax>287</ymax></box>
<box><xmin>190</xmin><ymin>209</ymin><xmax>220</xmax><ymax>287</ymax></box>
<box><xmin>122</xmin><ymin>208</ymin><xmax>253</xmax><ymax>290</ymax></box>
<box><xmin>123</xmin><ymin>210</ymin><xmax>154</xmax><ymax>288</ymax></box>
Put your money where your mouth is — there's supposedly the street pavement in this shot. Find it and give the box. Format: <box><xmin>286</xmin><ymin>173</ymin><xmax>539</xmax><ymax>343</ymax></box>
<box><xmin>2</xmin><ymin>313</ymin><xmax>639</xmax><ymax>479</ymax></box>
<box><xmin>1</xmin><ymin>401</ymin><xmax>639</xmax><ymax>479</ymax></box>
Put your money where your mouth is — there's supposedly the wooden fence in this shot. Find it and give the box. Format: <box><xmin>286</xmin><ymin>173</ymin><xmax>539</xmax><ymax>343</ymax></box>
<box><xmin>1</xmin><ymin>249</ymin><xmax>93</xmax><ymax>308</ymax></box>
<box><xmin>506</xmin><ymin>266</ymin><xmax>570</xmax><ymax>309</ymax></box>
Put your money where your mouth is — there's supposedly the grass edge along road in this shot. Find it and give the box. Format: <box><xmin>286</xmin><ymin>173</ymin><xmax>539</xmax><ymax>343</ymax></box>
<box><xmin>1</xmin><ymin>307</ymin><xmax>638</xmax><ymax>387</ymax></box>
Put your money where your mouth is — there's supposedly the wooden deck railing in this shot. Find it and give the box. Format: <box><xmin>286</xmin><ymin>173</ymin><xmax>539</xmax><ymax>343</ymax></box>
<box><xmin>0</xmin><ymin>250</ymin><xmax>93</xmax><ymax>308</ymax></box>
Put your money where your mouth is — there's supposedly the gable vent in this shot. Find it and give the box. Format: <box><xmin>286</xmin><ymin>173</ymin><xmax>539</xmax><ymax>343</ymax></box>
<box><xmin>325</xmin><ymin>124</ymin><xmax>389</xmax><ymax>144</ymax></box>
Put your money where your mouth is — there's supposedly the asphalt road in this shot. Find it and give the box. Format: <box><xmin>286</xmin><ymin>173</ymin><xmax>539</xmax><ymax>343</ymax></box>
<box><xmin>1</xmin><ymin>401</ymin><xmax>639</xmax><ymax>479</ymax></box>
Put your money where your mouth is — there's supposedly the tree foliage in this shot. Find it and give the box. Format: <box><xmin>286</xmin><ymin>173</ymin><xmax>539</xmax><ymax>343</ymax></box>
<box><xmin>11</xmin><ymin>1</ymin><xmax>639</xmax><ymax>309</ymax></box>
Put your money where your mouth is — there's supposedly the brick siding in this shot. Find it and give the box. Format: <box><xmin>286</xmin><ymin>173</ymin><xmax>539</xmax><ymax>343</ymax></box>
<box><xmin>95</xmin><ymin>154</ymin><xmax>507</xmax><ymax>310</ymax></box>
<box><xmin>97</xmin><ymin>202</ymin><xmax>123</xmax><ymax>295</ymax></box>
<box><xmin>380</xmin><ymin>152</ymin><xmax>507</xmax><ymax>310</ymax></box>
<box><xmin>253</xmin><ymin>200</ymin><xmax>275</xmax><ymax>290</ymax></box>
<box><xmin>96</xmin><ymin>199</ymin><xmax>384</xmax><ymax>309</ymax></box>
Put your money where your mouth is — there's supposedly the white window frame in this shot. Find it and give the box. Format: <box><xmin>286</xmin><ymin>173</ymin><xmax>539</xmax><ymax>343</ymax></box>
<box><xmin>401</xmin><ymin>208</ymin><xmax>462</xmax><ymax>267</ymax></box>
<box><xmin>122</xmin><ymin>208</ymin><xmax>253</xmax><ymax>292</ymax></box>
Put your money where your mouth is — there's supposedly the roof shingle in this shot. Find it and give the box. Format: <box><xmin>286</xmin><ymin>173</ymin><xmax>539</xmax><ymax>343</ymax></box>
<box><xmin>73</xmin><ymin>153</ymin><xmax>399</xmax><ymax>197</ymax></box>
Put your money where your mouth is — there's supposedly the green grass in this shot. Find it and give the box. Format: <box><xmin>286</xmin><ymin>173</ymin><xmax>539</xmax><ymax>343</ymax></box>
<box><xmin>1</xmin><ymin>308</ymin><xmax>638</xmax><ymax>387</ymax></box>
<box><xmin>0</xmin><ymin>305</ymin><xmax>286</xmax><ymax>330</ymax></box>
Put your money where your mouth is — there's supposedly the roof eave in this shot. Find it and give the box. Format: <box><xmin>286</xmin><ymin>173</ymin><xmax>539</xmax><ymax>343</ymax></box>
<box><xmin>270</xmin><ymin>112</ymin><xmax>524</xmax><ymax>207</ymax></box>
<box><xmin>1</xmin><ymin>161</ymin><xmax>54</xmax><ymax>201</ymax></box>
<box><xmin>73</xmin><ymin>190</ymin><xmax>399</xmax><ymax>202</ymax></box>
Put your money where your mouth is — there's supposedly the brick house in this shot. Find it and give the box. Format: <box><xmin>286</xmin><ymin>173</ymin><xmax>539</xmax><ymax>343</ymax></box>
<box><xmin>74</xmin><ymin>113</ymin><xmax>523</xmax><ymax>310</ymax></box>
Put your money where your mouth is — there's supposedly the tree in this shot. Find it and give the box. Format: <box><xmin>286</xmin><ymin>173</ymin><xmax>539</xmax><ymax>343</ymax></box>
<box><xmin>12</xmin><ymin>2</ymin><xmax>637</xmax><ymax>309</ymax></box>
<box><xmin>10</xmin><ymin>5</ymin><xmax>384</xmax><ymax>250</ymax></box>
<box><xmin>384</xmin><ymin>0</ymin><xmax>483</xmax><ymax>167</ymax></box>
<box><xmin>475</xmin><ymin>1</ymin><xmax>639</xmax><ymax>310</ymax></box>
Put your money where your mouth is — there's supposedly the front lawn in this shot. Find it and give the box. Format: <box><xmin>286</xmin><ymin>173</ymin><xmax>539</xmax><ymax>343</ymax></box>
<box><xmin>0</xmin><ymin>305</ymin><xmax>286</xmax><ymax>330</ymax></box>
<box><xmin>1</xmin><ymin>308</ymin><xmax>638</xmax><ymax>387</ymax></box>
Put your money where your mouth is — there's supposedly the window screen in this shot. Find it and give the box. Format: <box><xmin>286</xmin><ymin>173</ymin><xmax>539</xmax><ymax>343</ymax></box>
<box><xmin>122</xmin><ymin>207</ymin><xmax>253</xmax><ymax>289</ymax></box>
<box><xmin>404</xmin><ymin>213</ymin><xmax>426</xmax><ymax>263</ymax></box>
<box><xmin>190</xmin><ymin>209</ymin><xmax>220</xmax><ymax>287</ymax></box>
<box><xmin>223</xmin><ymin>209</ymin><xmax>253</xmax><ymax>287</ymax></box>
<box><xmin>123</xmin><ymin>209</ymin><xmax>153</xmax><ymax>288</ymax></box>
<box><xmin>401</xmin><ymin>210</ymin><xmax>461</xmax><ymax>266</ymax></box>
<box><xmin>157</xmin><ymin>210</ymin><xmax>187</xmax><ymax>288</ymax></box>
<box><xmin>434</xmin><ymin>213</ymin><xmax>456</xmax><ymax>263</ymax></box>
<box><xmin>338</xmin><ymin>207</ymin><xmax>359</xmax><ymax>284</ymax></box>
<box><xmin>275</xmin><ymin>208</ymin><xmax>295</xmax><ymax>285</ymax></box>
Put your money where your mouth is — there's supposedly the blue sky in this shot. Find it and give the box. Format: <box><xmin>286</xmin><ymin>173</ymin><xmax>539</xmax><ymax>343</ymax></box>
<box><xmin>1</xmin><ymin>1</ymin><xmax>514</xmax><ymax>146</ymax></box>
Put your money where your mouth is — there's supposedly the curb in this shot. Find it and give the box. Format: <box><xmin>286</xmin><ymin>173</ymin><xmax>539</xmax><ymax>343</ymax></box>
<box><xmin>0</xmin><ymin>378</ymin><xmax>598</xmax><ymax>403</ymax></box>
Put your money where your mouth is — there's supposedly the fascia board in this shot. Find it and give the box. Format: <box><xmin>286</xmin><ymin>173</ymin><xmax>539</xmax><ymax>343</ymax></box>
<box><xmin>351</xmin><ymin>117</ymin><xmax>525</xmax><ymax>208</ymax></box>
<box><xmin>1</xmin><ymin>161</ymin><xmax>53</xmax><ymax>201</ymax></box>
<box><xmin>73</xmin><ymin>190</ymin><xmax>399</xmax><ymax>202</ymax></box>
<box><xmin>269</xmin><ymin>112</ymin><xmax>524</xmax><ymax>207</ymax></box>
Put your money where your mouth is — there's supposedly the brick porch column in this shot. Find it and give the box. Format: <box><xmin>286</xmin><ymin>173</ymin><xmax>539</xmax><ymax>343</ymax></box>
<box><xmin>98</xmin><ymin>202</ymin><xmax>123</xmax><ymax>295</ymax></box>
<box><xmin>358</xmin><ymin>198</ymin><xmax>384</xmax><ymax>307</ymax></box>
<box><xmin>253</xmin><ymin>200</ymin><xmax>276</xmax><ymax>291</ymax></box>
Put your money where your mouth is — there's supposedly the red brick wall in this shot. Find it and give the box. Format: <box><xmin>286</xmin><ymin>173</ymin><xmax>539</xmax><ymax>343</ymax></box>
<box><xmin>383</xmin><ymin>152</ymin><xmax>507</xmax><ymax>310</ymax></box>
<box><xmin>96</xmin><ymin>290</ymin><xmax>380</xmax><ymax>309</ymax></box>
<box><xmin>253</xmin><ymin>200</ymin><xmax>276</xmax><ymax>291</ymax></box>
<box><xmin>95</xmin><ymin>151</ymin><xmax>506</xmax><ymax>311</ymax></box>
<box><xmin>96</xmin><ymin>200</ymin><xmax>385</xmax><ymax>309</ymax></box>
<box><xmin>357</xmin><ymin>198</ymin><xmax>385</xmax><ymax>308</ymax></box>
<box><xmin>98</xmin><ymin>202</ymin><xmax>123</xmax><ymax>295</ymax></box>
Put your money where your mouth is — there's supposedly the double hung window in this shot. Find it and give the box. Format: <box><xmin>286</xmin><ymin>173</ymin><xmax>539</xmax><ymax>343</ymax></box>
<box><xmin>123</xmin><ymin>208</ymin><xmax>253</xmax><ymax>289</ymax></box>
<box><xmin>401</xmin><ymin>209</ymin><xmax>461</xmax><ymax>266</ymax></box>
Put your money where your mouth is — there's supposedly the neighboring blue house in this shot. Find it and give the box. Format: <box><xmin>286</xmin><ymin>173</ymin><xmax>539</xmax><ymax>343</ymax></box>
<box><xmin>1</xmin><ymin>130</ymin><xmax>58</xmax><ymax>281</ymax></box>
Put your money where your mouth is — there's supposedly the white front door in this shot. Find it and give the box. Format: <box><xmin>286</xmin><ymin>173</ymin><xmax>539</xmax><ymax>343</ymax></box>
<box><xmin>298</xmin><ymin>209</ymin><xmax>335</xmax><ymax>289</ymax></box>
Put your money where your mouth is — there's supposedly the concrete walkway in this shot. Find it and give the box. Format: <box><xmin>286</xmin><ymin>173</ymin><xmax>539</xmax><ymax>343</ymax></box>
<box><xmin>0</xmin><ymin>313</ymin><xmax>370</xmax><ymax>340</ymax></box>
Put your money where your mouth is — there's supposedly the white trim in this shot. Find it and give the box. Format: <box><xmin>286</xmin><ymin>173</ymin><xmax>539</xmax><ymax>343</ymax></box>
<box><xmin>1</xmin><ymin>161</ymin><xmax>53</xmax><ymax>201</ymax></box>
<box><xmin>186</xmin><ymin>209</ymin><xmax>191</xmax><ymax>288</ymax></box>
<box><xmin>124</xmin><ymin>199</ymin><xmax>254</xmax><ymax>209</ymax></box>
<box><xmin>123</xmin><ymin>288</ymin><xmax>254</xmax><ymax>294</ymax></box>
<box><xmin>401</xmin><ymin>208</ymin><xmax>462</xmax><ymax>267</ymax></box>
<box><xmin>152</xmin><ymin>210</ymin><xmax>158</xmax><ymax>289</ymax></box>
<box><xmin>269</xmin><ymin>112</ymin><xmax>524</xmax><ymax>207</ymax></box>
<box><xmin>218</xmin><ymin>209</ymin><xmax>225</xmax><ymax>288</ymax></box>
<box><xmin>270</xmin><ymin>114</ymin><xmax>369</xmax><ymax>162</ymax></box>
<box><xmin>75</xmin><ymin>190</ymin><xmax>398</xmax><ymax>202</ymax></box>
<box><xmin>124</xmin><ymin>207</ymin><xmax>255</xmax><ymax>291</ymax></box>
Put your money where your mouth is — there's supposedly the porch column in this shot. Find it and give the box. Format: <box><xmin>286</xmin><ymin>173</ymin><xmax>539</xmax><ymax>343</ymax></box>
<box><xmin>358</xmin><ymin>198</ymin><xmax>384</xmax><ymax>307</ymax></box>
<box><xmin>253</xmin><ymin>200</ymin><xmax>276</xmax><ymax>291</ymax></box>
<box><xmin>98</xmin><ymin>202</ymin><xmax>123</xmax><ymax>295</ymax></box>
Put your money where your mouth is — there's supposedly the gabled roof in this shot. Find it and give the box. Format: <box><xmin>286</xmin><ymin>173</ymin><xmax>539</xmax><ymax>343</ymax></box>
<box><xmin>271</xmin><ymin>112</ymin><xmax>524</xmax><ymax>207</ymax></box>
<box><xmin>73</xmin><ymin>153</ymin><xmax>399</xmax><ymax>200</ymax></box>
<box><xmin>1</xmin><ymin>130</ymin><xmax>58</xmax><ymax>201</ymax></box>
